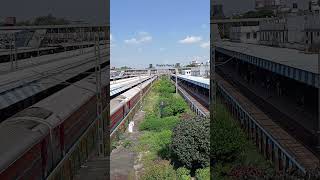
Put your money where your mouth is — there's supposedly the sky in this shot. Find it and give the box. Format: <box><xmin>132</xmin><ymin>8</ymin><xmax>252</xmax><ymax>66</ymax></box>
<box><xmin>0</xmin><ymin>0</ymin><xmax>108</xmax><ymax>24</ymax></box>
<box><xmin>111</xmin><ymin>0</ymin><xmax>210</xmax><ymax>69</ymax></box>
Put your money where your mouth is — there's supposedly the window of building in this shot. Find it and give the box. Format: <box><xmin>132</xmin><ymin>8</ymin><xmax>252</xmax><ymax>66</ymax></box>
<box><xmin>253</xmin><ymin>33</ymin><xmax>257</xmax><ymax>39</ymax></box>
<box><xmin>246</xmin><ymin>33</ymin><xmax>250</xmax><ymax>39</ymax></box>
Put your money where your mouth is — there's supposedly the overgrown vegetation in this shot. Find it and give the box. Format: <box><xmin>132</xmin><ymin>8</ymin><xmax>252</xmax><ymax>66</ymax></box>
<box><xmin>195</xmin><ymin>167</ymin><xmax>210</xmax><ymax>180</ymax></box>
<box><xmin>141</xmin><ymin>160</ymin><xmax>177</xmax><ymax>180</ymax></box>
<box><xmin>212</xmin><ymin>104</ymin><xmax>246</xmax><ymax>163</ymax></box>
<box><xmin>171</xmin><ymin>117</ymin><xmax>210</xmax><ymax>171</ymax></box>
<box><xmin>131</xmin><ymin>76</ymin><xmax>276</xmax><ymax>179</ymax></box>
<box><xmin>212</xmin><ymin>101</ymin><xmax>274</xmax><ymax>179</ymax></box>
<box><xmin>137</xmin><ymin>76</ymin><xmax>209</xmax><ymax>179</ymax></box>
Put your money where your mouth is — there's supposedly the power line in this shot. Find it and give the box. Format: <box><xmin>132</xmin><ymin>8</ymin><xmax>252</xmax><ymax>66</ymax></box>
<box><xmin>214</xmin><ymin>46</ymin><xmax>250</xmax><ymax>67</ymax></box>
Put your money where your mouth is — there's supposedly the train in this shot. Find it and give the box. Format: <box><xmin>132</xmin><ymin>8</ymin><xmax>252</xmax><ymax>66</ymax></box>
<box><xmin>0</xmin><ymin>68</ymin><xmax>109</xmax><ymax>180</ymax></box>
<box><xmin>110</xmin><ymin>76</ymin><xmax>157</xmax><ymax>136</ymax></box>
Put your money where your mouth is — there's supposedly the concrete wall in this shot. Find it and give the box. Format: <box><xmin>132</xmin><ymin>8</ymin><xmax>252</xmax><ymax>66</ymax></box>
<box><xmin>259</xmin><ymin>14</ymin><xmax>320</xmax><ymax>51</ymax></box>
<box><xmin>230</xmin><ymin>26</ymin><xmax>260</xmax><ymax>44</ymax></box>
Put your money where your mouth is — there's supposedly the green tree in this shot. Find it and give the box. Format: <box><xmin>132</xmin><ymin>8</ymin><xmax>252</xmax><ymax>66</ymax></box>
<box><xmin>171</xmin><ymin>117</ymin><xmax>210</xmax><ymax>170</ymax></box>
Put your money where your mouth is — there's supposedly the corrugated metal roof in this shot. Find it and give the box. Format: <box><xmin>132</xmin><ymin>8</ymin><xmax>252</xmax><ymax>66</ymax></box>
<box><xmin>110</xmin><ymin>76</ymin><xmax>156</xmax><ymax>114</ymax></box>
<box><xmin>215</xmin><ymin>41</ymin><xmax>318</xmax><ymax>74</ymax></box>
<box><xmin>0</xmin><ymin>47</ymin><xmax>108</xmax><ymax>110</ymax></box>
<box><xmin>176</xmin><ymin>74</ymin><xmax>209</xmax><ymax>89</ymax></box>
<box><xmin>110</xmin><ymin>76</ymin><xmax>151</xmax><ymax>96</ymax></box>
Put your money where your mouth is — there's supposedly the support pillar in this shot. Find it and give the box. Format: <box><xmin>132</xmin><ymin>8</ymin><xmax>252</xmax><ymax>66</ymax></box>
<box><xmin>317</xmin><ymin>51</ymin><xmax>320</xmax><ymax>153</ymax></box>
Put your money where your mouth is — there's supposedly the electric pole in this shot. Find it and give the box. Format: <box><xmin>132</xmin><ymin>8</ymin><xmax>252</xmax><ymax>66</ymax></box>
<box><xmin>210</xmin><ymin>28</ymin><xmax>216</xmax><ymax>122</ymax></box>
<box><xmin>10</xmin><ymin>34</ymin><xmax>13</xmax><ymax>71</ymax></box>
<box><xmin>175</xmin><ymin>68</ymin><xmax>178</xmax><ymax>94</ymax></box>
<box><xmin>14</xmin><ymin>34</ymin><xmax>17</xmax><ymax>69</ymax></box>
<box><xmin>95</xmin><ymin>32</ymin><xmax>105</xmax><ymax>157</ymax></box>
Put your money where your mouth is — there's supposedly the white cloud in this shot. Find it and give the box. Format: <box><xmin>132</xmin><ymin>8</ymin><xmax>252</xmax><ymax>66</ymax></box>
<box><xmin>124</xmin><ymin>31</ymin><xmax>153</xmax><ymax>45</ymax></box>
<box><xmin>138</xmin><ymin>31</ymin><xmax>149</xmax><ymax>36</ymax></box>
<box><xmin>110</xmin><ymin>34</ymin><xmax>113</xmax><ymax>41</ymax></box>
<box><xmin>140</xmin><ymin>36</ymin><xmax>152</xmax><ymax>42</ymax></box>
<box><xmin>124</xmin><ymin>38</ymin><xmax>140</xmax><ymax>44</ymax></box>
<box><xmin>200</xmin><ymin>41</ymin><xmax>210</xmax><ymax>48</ymax></box>
<box><xmin>179</xmin><ymin>36</ymin><xmax>202</xmax><ymax>44</ymax></box>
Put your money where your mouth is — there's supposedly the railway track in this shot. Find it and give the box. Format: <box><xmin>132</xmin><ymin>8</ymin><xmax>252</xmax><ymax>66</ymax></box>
<box><xmin>178</xmin><ymin>82</ymin><xmax>209</xmax><ymax>110</ymax></box>
<box><xmin>216</xmin><ymin>68</ymin><xmax>319</xmax><ymax>157</ymax></box>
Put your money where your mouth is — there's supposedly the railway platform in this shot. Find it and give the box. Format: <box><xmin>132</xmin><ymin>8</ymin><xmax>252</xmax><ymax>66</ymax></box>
<box><xmin>216</xmin><ymin>74</ymin><xmax>319</xmax><ymax>173</ymax></box>
<box><xmin>215</xmin><ymin>41</ymin><xmax>319</xmax><ymax>153</ymax></box>
<box><xmin>171</xmin><ymin>74</ymin><xmax>209</xmax><ymax>117</ymax></box>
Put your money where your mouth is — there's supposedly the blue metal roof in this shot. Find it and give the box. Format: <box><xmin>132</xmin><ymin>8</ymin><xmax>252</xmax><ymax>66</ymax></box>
<box><xmin>215</xmin><ymin>41</ymin><xmax>319</xmax><ymax>88</ymax></box>
<box><xmin>174</xmin><ymin>74</ymin><xmax>209</xmax><ymax>89</ymax></box>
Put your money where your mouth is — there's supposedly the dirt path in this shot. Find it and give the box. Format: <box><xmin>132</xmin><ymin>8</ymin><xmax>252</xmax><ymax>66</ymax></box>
<box><xmin>110</xmin><ymin>109</ymin><xmax>145</xmax><ymax>180</ymax></box>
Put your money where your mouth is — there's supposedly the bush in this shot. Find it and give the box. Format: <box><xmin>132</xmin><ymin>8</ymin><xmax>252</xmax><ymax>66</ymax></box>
<box><xmin>211</xmin><ymin>163</ymin><xmax>232</xmax><ymax>179</ymax></box>
<box><xmin>139</xmin><ymin>115</ymin><xmax>180</xmax><ymax>132</ymax></box>
<box><xmin>211</xmin><ymin>103</ymin><xmax>246</xmax><ymax>163</ymax></box>
<box><xmin>141</xmin><ymin>160</ymin><xmax>176</xmax><ymax>180</ymax></box>
<box><xmin>160</xmin><ymin>95</ymin><xmax>188</xmax><ymax>117</ymax></box>
<box><xmin>176</xmin><ymin>167</ymin><xmax>191</xmax><ymax>180</ymax></box>
<box><xmin>195</xmin><ymin>167</ymin><xmax>210</xmax><ymax>180</ymax></box>
<box><xmin>171</xmin><ymin>117</ymin><xmax>210</xmax><ymax>170</ymax></box>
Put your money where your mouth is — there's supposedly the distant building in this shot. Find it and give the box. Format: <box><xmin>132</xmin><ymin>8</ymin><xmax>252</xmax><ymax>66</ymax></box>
<box><xmin>259</xmin><ymin>13</ymin><xmax>320</xmax><ymax>52</ymax></box>
<box><xmin>309</xmin><ymin>0</ymin><xmax>320</xmax><ymax>13</ymax></box>
<box><xmin>255</xmin><ymin>0</ymin><xmax>283</xmax><ymax>11</ymax></box>
<box><xmin>191</xmin><ymin>64</ymin><xmax>210</xmax><ymax>77</ymax></box>
<box><xmin>255</xmin><ymin>0</ymin><xmax>319</xmax><ymax>14</ymax></box>
<box><xmin>0</xmin><ymin>24</ymin><xmax>108</xmax><ymax>49</ymax></box>
<box><xmin>181</xmin><ymin>69</ymin><xmax>191</xmax><ymax>76</ymax></box>
<box><xmin>190</xmin><ymin>60</ymin><xmax>201</xmax><ymax>67</ymax></box>
<box><xmin>4</xmin><ymin>17</ymin><xmax>16</xmax><ymax>26</ymax></box>
<box><xmin>230</xmin><ymin>26</ymin><xmax>260</xmax><ymax>44</ymax></box>
<box><xmin>149</xmin><ymin>64</ymin><xmax>153</xmax><ymax>69</ymax></box>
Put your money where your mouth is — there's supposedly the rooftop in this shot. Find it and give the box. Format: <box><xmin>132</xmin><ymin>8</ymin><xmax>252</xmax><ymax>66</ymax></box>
<box><xmin>176</xmin><ymin>74</ymin><xmax>209</xmax><ymax>89</ymax></box>
<box><xmin>215</xmin><ymin>41</ymin><xmax>318</xmax><ymax>74</ymax></box>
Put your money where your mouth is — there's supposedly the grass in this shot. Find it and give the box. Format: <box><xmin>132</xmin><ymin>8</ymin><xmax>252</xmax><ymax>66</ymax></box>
<box><xmin>139</xmin><ymin>115</ymin><xmax>180</xmax><ymax>132</ymax></box>
<box><xmin>123</xmin><ymin>139</ymin><xmax>132</xmax><ymax>148</ymax></box>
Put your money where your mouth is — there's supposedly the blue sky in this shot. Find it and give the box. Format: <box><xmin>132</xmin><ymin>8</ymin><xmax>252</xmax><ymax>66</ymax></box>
<box><xmin>111</xmin><ymin>0</ymin><xmax>209</xmax><ymax>68</ymax></box>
